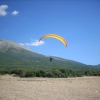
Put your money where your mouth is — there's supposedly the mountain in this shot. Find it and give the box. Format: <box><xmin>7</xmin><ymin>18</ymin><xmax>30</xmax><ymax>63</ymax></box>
<box><xmin>94</xmin><ymin>64</ymin><xmax>100</xmax><ymax>68</ymax></box>
<box><xmin>0</xmin><ymin>39</ymin><xmax>100</xmax><ymax>70</ymax></box>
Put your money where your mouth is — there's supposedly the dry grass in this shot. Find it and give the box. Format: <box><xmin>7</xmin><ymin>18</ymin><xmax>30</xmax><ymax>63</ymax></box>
<box><xmin>0</xmin><ymin>75</ymin><xmax>100</xmax><ymax>100</ymax></box>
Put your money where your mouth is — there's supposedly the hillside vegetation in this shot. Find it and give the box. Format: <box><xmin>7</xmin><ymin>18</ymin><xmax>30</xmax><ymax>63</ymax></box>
<box><xmin>0</xmin><ymin>39</ymin><xmax>100</xmax><ymax>71</ymax></box>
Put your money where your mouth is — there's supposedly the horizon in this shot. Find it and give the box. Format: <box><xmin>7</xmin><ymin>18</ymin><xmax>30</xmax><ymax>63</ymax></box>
<box><xmin>0</xmin><ymin>0</ymin><xmax>100</xmax><ymax>65</ymax></box>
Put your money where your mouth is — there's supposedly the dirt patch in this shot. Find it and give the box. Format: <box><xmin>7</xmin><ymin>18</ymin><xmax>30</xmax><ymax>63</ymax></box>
<box><xmin>0</xmin><ymin>75</ymin><xmax>100</xmax><ymax>100</ymax></box>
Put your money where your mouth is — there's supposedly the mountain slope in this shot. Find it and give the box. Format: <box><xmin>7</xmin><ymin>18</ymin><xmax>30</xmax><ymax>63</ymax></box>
<box><xmin>0</xmin><ymin>39</ymin><xmax>32</xmax><ymax>52</ymax></box>
<box><xmin>0</xmin><ymin>39</ymin><xmax>99</xmax><ymax>70</ymax></box>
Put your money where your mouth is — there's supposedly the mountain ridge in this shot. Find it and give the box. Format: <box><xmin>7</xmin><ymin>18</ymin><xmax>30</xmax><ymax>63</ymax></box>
<box><xmin>0</xmin><ymin>39</ymin><xmax>31</xmax><ymax>52</ymax></box>
<box><xmin>0</xmin><ymin>39</ymin><xmax>99</xmax><ymax>70</ymax></box>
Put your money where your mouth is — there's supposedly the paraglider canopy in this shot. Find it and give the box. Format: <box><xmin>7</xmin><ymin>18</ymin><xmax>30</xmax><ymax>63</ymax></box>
<box><xmin>39</xmin><ymin>34</ymin><xmax>68</xmax><ymax>47</ymax></box>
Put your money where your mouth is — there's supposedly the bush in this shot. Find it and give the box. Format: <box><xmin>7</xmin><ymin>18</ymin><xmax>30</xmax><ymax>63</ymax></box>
<box><xmin>24</xmin><ymin>71</ymin><xmax>35</xmax><ymax>77</ymax></box>
<box><xmin>45</xmin><ymin>71</ymin><xmax>54</xmax><ymax>78</ymax></box>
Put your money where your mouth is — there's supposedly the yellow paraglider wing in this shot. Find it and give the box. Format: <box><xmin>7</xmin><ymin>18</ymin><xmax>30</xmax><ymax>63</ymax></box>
<box><xmin>39</xmin><ymin>34</ymin><xmax>68</xmax><ymax>47</ymax></box>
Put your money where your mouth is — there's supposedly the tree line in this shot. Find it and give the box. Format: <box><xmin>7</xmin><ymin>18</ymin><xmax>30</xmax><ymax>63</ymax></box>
<box><xmin>0</xmin><ymin>69</ymin><xmax>100</xmax><ymax>78</ymax></box>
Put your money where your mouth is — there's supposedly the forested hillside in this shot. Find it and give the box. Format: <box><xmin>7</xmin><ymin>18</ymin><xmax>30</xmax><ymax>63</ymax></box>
<box><xmin>0</xmin><ymin>39</ymin><xmax>100</xmax><ymax>71</ymax></box>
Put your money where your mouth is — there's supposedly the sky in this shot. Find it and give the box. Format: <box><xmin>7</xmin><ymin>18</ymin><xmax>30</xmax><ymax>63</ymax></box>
<box><xmin>0</xmin><ymin>0</ymin><xmax>100</xmax><ymax>65</ymax></box>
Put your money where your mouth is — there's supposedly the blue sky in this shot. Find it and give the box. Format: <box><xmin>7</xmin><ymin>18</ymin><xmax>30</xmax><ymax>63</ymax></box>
<box><xmin>0</xmin><ymin>0</ymin><xmax>100</xmax><ymax>65</ymax></box>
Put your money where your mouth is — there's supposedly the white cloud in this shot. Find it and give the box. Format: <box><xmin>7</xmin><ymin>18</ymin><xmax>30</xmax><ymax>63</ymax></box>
<box><xmin>0</xmin><ymin>5</ymin><xmax>19</xmax><ymax>16</ymax></box>
<box><xmin>19</xmin><ymin>43</ymin><xmax>24</xmax><ymax>46</ymax></box>
<box><xmin>0</xmin><ymin>5</ymin><xmax>8</xmax><ymax>16</ymax></box>
<box><xmin>11</xmin><ymin>10</ymin><xmax>19</xmax><ymax>15</ymax></box>
<box><xmin>25</xmin><ymin>40</ymin><xmax>45</xmax><ymax>46</ymax></box>
<box><xmin>19</xmin><ymin>40</ymin><xmax>45</xmax><ymax>47</ymax></box>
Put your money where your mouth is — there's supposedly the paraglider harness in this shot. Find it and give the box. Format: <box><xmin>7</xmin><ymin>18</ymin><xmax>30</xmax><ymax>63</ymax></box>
<box><xmin>50</xmin><ymin>57</ymin><xmax>53</xmax><ymax>62</ymax></box>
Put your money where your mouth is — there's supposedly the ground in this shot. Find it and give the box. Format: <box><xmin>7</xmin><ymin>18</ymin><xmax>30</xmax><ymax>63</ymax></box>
<box><xmin>0</xmin><ymin>75</ymin><xmax>100</xmax><ymax>100</ymax></box>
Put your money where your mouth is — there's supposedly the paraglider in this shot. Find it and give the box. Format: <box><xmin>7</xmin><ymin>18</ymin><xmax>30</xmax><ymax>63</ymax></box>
<box><xmin>39</xmin><ymin>34</ymin><xmax>68</xmax><ymax>62</ymax></box>
<box><xmin>39</xmin><ymin>34</ymin><xmax>68</xmax><ymax>47</ymax></box>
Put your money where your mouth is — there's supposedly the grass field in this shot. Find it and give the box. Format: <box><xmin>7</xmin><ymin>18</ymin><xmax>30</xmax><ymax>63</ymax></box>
<box><xmin>0</xmin><ymin>75</ymin><xmax>100</xmax><ymax>100</ymax></box>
